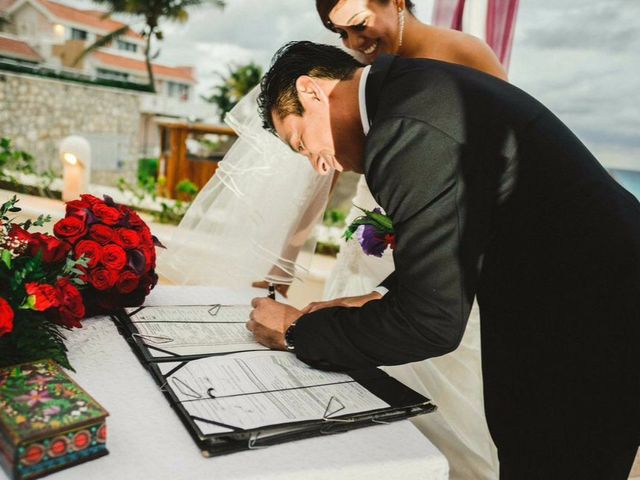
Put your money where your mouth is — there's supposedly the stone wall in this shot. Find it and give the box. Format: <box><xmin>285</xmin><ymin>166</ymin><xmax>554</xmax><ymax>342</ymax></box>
<box><xmin>0</xmin><ymin>71</ymin><xmax>141</xmax><ymax>185</ymax></box>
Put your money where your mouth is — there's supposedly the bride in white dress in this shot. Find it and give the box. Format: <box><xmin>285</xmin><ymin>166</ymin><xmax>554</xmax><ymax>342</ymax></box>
<box><xmin>160</xmin><ymin>1</ymin><xmax>508</xmax><ymax>477</ymax></box>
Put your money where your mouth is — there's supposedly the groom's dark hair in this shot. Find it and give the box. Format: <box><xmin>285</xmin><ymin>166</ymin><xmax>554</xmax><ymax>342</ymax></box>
<box><xmin>258</xmin><ymin>41</ymin><xmax>363</xmax><ymax>134</ymax></box>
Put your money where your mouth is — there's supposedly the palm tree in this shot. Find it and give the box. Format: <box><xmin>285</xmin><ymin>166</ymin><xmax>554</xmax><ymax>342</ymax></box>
<box><xmin>74</xmin><ymin>0</ymin><xmax>225</xmax><ymax>92</ymax></box>
<box><xmin>203</xmin><ymin>62</ymin><xmax>262</xmax><ymax>121</ymax></box>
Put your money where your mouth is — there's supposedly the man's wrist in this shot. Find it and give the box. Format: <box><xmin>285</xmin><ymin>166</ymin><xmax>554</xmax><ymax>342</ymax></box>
<box><xmin>284</xmin><ymin>321</ymin><xmax>297</xmax><ymax>352</ymax></box>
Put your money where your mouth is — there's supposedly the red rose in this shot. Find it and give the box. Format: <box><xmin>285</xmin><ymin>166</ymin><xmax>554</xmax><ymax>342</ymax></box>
<box><xmin>116</xmin><ymin>270</ymin><xmax>140</xmax><ymax>294</ymax></box>
<box><xmin>66</xmin><ymin>198</ymin><xmax>91</xmax><ymax>215</ymax></box>
<box><xmin>101</xmin><ymin>244</ymin><xmax>127</xmax><ymax>271</ymax></box>
<box><xmin>55</xmin><ymin>278</ymin><xmax>85</xmax><ymax>328</ymax></box>
<box><xmin>117</xmin><ymin>203</ymin><xmax>133</xmax><ymax>215</ymax></box>
<box><xmin>65</xmin><ymin>199</ymin><xmax>92</xmax><ymax>223</ymax></box>
<box><xmin>53</xmin><ymin>216</ymin><xmax>87</xmax><ymax>245</ymax></box>
<box><xmin>140</xmin><ymin>227</ymin><xmax>153</xmax><ymax>245</ymax></box>
<box><xmin>127</xmin><ymin>210</ymin><xmax>144</xmax><ymax>229</ymax></box>
<box><xmin>9</xmin><ymin>225</ymin><xmax>32</xmax><ymax>244</ymax></box>
<box><xmin>115</xmin><ymin>229</ymin><xmax>141</xmax><ymax>250</ymax></box>
<box><xmin>92</xmin><ymin>203</ymin><xmax>121</xmax><ymax>226</ymax></box>
<box><xmin>89</xmin><ymin>224</ymin><xmax>115</xmax><ymax>245</ymax></box>
<box><xmin>28</xmin><ymin>233</ymin><xmax>71</xmax><ymax>264</ymax></box>
<box><xmin>80</xmin><ymin>194</ymin><xmax>101</xmax><ymax>206</ymax></box>
<box><xmin>89</xmin><ymin>268</ymin><xmax>118</xmax><ymax>291</ymax></box>
<box><xmin>74</xmin><ymin>240</ymin><xmax>102</xmax><ymax>268</ymax></box>
<box><xmin>0</xmin><ymin>297</ymin><xmax>14</xmax><ymax>336</ymax></box>
<box><xmin>25</xmin><ymin>283</ymin><xmax>61</xmax><ymax>311</ymax></box>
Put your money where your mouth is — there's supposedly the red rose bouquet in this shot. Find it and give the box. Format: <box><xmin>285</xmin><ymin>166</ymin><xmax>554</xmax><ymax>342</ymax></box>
<box><xmin>0</xmin><ymin>196</ymin><xmax>88</xmax><ymax>369</ymax></box>
<box><xmin>55</xmin><ymin>194</ymin><xmax>161</xmax><ymax>314</ymax></box>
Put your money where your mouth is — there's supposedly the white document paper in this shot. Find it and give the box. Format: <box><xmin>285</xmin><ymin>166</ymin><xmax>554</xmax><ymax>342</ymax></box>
<box><xmin>161</xmin><ymin>351</ymin><xmax>390</xmax><ymax>435</ymax></box>
<box><xmin>128</xmin><ymin>305</ymin><xmax>268</xmax><ymax>357</ymax></box>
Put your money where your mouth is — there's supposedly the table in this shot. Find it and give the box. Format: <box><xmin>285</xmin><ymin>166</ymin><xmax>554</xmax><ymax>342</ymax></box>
<box><xmin>1</xmin><ymin>286</ymin><xmax>448</xmax><ymax>480</ymax></box>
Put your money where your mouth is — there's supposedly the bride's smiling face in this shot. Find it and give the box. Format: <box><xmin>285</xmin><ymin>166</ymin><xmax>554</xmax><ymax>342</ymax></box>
<box><xmin>328</xmin><ymin>0</ymin><xmax>403</xmax><ymax>62</ymax></box>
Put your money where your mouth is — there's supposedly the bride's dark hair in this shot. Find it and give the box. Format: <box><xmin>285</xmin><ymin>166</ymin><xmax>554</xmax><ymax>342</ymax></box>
<box><xmin>316</xmin><ymin>0</ymin><xmax>415</xmax><ymax>32</ymax></box>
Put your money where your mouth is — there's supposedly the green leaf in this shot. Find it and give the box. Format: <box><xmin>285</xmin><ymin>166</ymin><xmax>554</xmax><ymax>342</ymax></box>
<box><xmin>31</xmin><ymin>214</ymin><xmax>52</xmax><ymax>227</ymax></box>
<box><xmin>20</xmin><ymin>295</ymin><xmax>36</xmax><ymax>310</ymax></box>
<box><xmin>1</xmin><ymin>249</ymin><xmax>11</xmax><ymax>268</ymax></box>
<box><xmin>367</xmin><ymin>212</ymin><xmax>394</xmax><ymax>231</ymax></box>
<box><xmin>0</xmin><ymin>195</ymin><xmax>18</xmax><ymax>217</ymax></box>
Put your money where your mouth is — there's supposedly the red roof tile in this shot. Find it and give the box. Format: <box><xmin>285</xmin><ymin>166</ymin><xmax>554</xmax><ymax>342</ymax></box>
<box><xmin>0</xmin><ymin>34</ymin><xmax>42</xmax><ymax>61</ymax></box>
<box><xmin>0</xmin><ymin>0</ymin><xmax>16</xmax><ymax>12</ymax></box>
<box><xmin>38</xmin><ymin>0</ymin><xmax>142</xmax><ymax>41</ymax></box>
<box><xmin>93</xmin><ymin>51</ymin><xmax>196</xmax><ymax>83</ymax></box>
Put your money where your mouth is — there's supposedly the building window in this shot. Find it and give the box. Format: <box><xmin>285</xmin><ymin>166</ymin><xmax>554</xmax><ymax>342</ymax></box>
<box><xmin>96</xmin><ymin>68</ymin><xmax>129</xmax><ymax>82</ymax></box>
<box><xmin>70</xmin><ymin>28</ymin><xmax>88</xmax><ymax>40</ymax></box>
<box><xmin>167</xmin><ymin>81</ymin><xmax>190</xmax><ymax>101</ymax></box>
<box><xmin>116</xmin><ymin>40</ymin><xmax>138</xmax><ymax>53</ymax></box>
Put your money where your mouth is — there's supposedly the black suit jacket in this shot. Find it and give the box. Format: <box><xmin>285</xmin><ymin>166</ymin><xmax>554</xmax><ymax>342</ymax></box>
<box><xmin>294</xmin><ymin>56</ymin><xmax>640</xmax><ymax>453</ymax></box>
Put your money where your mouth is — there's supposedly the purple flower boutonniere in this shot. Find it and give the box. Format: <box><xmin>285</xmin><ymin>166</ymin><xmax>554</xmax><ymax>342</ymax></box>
<box><xmin>344</xmin><ymin>206</ymin><xmax>395</xmax><ymax>257</ymax></box>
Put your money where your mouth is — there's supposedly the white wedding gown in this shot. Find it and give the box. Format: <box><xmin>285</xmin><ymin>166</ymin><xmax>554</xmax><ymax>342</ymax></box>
<box><xmin>324</xmin><ymin>176</ymin><xmax>499</xmax><ymax>480</ymax></box>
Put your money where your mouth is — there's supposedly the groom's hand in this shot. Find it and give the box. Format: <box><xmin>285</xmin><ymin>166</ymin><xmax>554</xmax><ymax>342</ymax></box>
<box><xmin>248</xmin><ymin>298</ymin><xmax>302</xmax><ymax>350</ymax></box>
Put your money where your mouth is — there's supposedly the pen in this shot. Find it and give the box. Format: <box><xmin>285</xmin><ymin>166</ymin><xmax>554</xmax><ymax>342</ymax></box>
<box><xmin>267</xmin><ymin>283</ymin><xmax>276</xmax><ymax>300</ymax></box>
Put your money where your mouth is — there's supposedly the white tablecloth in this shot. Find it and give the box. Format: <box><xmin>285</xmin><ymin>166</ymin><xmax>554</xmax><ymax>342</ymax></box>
<box><xmin>1</xmin><ymin>286</ymin><xmax>448</xmax><ymax>480</ymax></box>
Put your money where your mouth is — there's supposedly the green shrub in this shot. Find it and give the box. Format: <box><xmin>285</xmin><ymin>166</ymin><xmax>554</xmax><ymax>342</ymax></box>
<box><xmin>137</xmin><ymin>158</ymin><xmax>159</xmax><ymax>182</ymax></box>
<box><xmin>175</xmin><ymin>179</ymin><xmax>198</xmax><ymax>200</ymax></box>
<box><xmin>323</xmin><ymin>208</ymin><xmax>347</xmax><ymax>227</ymax></box>
<box><xmin>0</xmin><ymin>137</ymin><xmax>35</xmax><ymax>175</ymax></box>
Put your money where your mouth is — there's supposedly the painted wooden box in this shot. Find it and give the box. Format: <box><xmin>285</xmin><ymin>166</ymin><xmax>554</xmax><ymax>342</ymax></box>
<box><xmin>0</xmin><ymin>359</ymin><xmax>108</xmax><ymax>479</ymax></box>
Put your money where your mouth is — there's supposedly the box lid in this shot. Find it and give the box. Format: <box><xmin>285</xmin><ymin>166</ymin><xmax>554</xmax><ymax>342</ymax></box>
<box><xmin>0</xmin><ymin>359</ymin><xmax>108</xmax><ymax>445</ymax></box>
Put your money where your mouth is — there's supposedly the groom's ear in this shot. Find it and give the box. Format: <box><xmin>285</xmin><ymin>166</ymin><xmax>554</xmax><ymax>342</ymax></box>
<box><xmin>296</xmin><ymin>76</ymin><xmax>328</xmax><ymax>109</ymax></box>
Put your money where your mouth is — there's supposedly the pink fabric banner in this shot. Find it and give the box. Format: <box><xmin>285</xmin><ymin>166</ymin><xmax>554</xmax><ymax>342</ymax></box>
<box><xmin>486</xmin><ymin>0</ymin><xmax>519</xmax><ymax>70</ymax></box>
<box><xmin>432</xmin><ymin>0</ymin><xmax>466</xmax><ymax>30</ymax></box>
<box><xmin>431</xmin><ymin>0</ymin><xmax>519</xmax><ymax>70</ymax></box>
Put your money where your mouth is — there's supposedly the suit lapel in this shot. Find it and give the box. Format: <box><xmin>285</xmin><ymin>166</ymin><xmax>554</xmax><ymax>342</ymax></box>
<box><xmin>364</xmin><ymin>55</ymin><xmax>396</xmax><ymax>130</ymax></box>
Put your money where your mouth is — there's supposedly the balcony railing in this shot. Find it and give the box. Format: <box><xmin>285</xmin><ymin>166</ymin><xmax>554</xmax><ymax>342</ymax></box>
<box><xmin>0</xmin><ymin>57</ymin><xmax>153</xmax><ymax>92</ymax></box>
<box><xmin>139</xmin><ymin>94</ymin><xmax>215</xmax><ymax>120</ymax></box>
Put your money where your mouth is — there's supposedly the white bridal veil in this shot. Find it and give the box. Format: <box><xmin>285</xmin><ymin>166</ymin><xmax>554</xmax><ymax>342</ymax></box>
<box><xmin>157</xmin><ymin>87</ymin><xmax>333</xmax><ymax>288</ymax></box>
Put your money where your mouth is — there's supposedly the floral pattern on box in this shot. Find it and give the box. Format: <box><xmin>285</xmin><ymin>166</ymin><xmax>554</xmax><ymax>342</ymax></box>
<box><xmin>0</xmin><ymin>360</ymin><xmax>107</xmax><ymax>445</ymax></box>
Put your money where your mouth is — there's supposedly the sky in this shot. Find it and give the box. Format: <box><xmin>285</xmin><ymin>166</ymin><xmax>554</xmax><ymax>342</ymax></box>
<box><xmin>66</xmin><ymin>0</ymin><xmax>640</xmax><ymax>170</ymax></box>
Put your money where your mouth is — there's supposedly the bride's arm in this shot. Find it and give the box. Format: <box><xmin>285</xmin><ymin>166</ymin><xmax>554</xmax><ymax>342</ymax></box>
<box><xmin>255</xmin><ymin>171</ymin><xmax>341</xmax><ymax>293</ymax></box>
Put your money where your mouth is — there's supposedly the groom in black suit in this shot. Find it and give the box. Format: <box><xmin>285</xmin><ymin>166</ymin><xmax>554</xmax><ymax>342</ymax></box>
<box><xmin>248</xmin><ymin>41</ymin><xmax>640</xmax><ymax>479</ymax></box>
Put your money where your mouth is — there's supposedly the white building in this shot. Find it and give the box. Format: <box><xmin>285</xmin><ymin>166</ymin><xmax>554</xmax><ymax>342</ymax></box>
<box><xmin>0</xmin><ymin>0</ymin><xmax>215</xmax><ymax>157</ymax></box>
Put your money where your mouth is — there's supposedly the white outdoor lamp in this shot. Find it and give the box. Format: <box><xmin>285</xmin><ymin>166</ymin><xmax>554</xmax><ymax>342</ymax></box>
<box><xmin>59</xmin><ymin>135</ymin><xmax>91</xmax><ymax>202</ymax></box>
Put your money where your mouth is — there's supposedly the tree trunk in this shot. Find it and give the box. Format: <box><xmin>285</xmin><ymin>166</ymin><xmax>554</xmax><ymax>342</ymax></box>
<box><xmin>144</xmin><ymin>29</ymin><xmax>156</xmax><ymax>93</ymax></box>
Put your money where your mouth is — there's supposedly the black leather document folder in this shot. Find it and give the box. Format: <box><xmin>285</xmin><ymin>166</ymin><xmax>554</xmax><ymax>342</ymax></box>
<box><xmin>113</xmin><ymin>306</ymin><xmax>437</xmax><ymax>457</ymax></box>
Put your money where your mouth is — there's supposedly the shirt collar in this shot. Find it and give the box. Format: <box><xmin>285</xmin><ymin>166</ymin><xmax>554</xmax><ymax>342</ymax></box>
<box><xmin>358</xmin><ymin>65</ymin><xmax>372</xmax><ymax>135</ymax></box>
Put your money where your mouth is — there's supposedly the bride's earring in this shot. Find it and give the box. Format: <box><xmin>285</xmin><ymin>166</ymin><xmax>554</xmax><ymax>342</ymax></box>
<box><xmin>396</xmin><ymin>9</ymin><xmax>405</xmax><ymax>53</ymax></box>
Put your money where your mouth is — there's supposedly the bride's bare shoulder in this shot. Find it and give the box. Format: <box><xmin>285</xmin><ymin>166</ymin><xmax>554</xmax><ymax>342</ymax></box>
<box><xmin>413</xmin><ymin>25</ymin><xmax>508</xmax><ymax>80</ymax></box>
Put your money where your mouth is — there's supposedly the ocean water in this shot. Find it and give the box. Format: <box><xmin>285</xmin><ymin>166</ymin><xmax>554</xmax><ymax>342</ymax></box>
<box><xmin>610</xmin><ymin>169</ymin><xmax>640</xmax><ymax>200</ymax></box>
